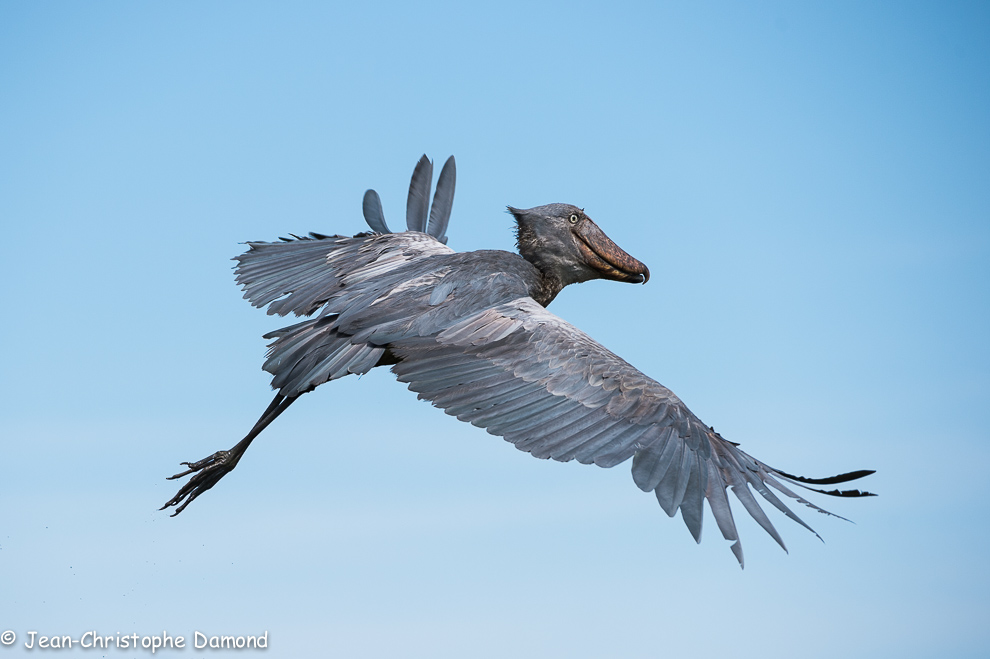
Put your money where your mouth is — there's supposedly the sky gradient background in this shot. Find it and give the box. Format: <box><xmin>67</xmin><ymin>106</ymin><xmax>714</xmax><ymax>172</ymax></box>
<box><xmin>2</xmin><ymin>2</ymin><xmax>988</xmax><ymax>657</ymax></box>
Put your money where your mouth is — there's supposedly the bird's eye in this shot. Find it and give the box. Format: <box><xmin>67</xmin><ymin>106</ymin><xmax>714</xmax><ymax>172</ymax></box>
<box><xmin>569</xmin><ymin>214</ymin><xmax>579</xmax><ymax>224</ymax></box>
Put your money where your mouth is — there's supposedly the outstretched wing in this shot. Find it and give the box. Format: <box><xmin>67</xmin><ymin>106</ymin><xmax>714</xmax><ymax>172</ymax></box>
<box><xmin>389</xmin><ymin>296</ymin><xmax>874</xmax><ymax>567</ymax></box>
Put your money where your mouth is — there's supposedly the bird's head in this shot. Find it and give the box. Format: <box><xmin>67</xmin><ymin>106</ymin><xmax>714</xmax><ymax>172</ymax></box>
<box><xmin>509</xmin><ymin>204</ymin><xmax>650</xmax><ymax>286</ymax></box>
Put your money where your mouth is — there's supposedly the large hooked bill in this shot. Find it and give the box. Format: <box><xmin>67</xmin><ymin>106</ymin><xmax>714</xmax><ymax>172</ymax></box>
<box><xmin>574</xmin><ymin>219</ymin><xmax>651</xmax><ymax>284</ymax></box>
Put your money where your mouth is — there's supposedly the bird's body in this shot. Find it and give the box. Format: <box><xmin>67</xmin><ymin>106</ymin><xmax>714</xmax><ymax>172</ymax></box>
<box><xmin>164</xmin><ymin>155</ymin><xmax>873</xmax><ymax>567</ymax></box>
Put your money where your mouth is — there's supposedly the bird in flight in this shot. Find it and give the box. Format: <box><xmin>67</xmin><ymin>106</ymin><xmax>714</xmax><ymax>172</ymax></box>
<box><xmin>163</xmin><ymin>155</ymin><xmax>874</xmax><ymax>566</ymax></box>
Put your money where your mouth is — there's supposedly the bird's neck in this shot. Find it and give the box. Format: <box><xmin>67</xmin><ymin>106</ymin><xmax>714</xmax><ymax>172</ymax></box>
<box><xmin>516</xmin><ymin>224</ymin><xmax>569</xmax><ymax>306</ymax></box>
<box><xmin>530</xmin><ymin>271</ymin><xmax>564</xmax><ymax>307</ymax></box>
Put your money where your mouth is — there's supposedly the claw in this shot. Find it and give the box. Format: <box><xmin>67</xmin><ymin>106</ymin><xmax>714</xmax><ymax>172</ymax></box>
<box><xmin>161</xmin><ymin>450</ymin><xmax>237</xmax><ymax>516</ymax></box>
<box><xmin>166</xmin><ymin>450</ymin><xmax>231</xmax><ymax>480</ymax></box>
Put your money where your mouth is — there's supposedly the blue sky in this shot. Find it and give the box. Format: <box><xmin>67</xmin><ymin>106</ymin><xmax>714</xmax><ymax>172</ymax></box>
<box><xmin>1</xmin><ymin>2</ymin><xmax>988</xmax><ymax>657</ymax></box>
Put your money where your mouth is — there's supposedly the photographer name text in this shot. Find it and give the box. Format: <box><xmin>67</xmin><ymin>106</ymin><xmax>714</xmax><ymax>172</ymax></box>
<box><xmin>3</xmin><ymin>630</ymin><xmax>268</xmax><ymax>652</ymax></box>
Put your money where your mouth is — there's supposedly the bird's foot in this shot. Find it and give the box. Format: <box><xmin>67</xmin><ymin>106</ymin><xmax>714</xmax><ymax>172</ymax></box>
<box><xmin>160</xmin><ymin>450</ymin><xmax>237</xmax><ymax>516</ymax></box>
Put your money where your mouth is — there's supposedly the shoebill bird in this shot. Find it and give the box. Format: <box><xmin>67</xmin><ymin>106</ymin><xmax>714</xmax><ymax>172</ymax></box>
<box><xmin>162</xmin><ymin>154</ymin><xmax>874</xmax><ymax>567</ymax></box>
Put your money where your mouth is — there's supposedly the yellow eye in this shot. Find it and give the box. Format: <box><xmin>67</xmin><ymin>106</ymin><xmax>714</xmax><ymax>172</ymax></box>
<box><xmin>569</xmin><ymin>214</ymin><xmax>579</xmax><ymax>224</ymax></box>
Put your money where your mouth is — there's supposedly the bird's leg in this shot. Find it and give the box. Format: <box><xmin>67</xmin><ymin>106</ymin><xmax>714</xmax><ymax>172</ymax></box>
<box><xmin>161</xmin><ymin>393</ymin><xmax>298</xmax><ymax>516</ymax></box>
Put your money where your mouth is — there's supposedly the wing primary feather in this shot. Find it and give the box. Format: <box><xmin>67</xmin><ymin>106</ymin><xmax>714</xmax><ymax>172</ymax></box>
<box><xmin>393</xmin><ymin>350</ymin><xmax>481</xmax><ymax>381</ymax></box>
<box><xmin>729</xmin><ymin>481</ymin><xmax>788</xmax><ymax>552</ymax></box>
<box><xmin>487</xmin><ymin>396</ymin><xmax>573</xmax><ymax>438</ymax></box>
<box><xmin>744</xmin><ymin>470</ymin><xmax>821</xmax><ymax>541</ymax></box>
<box><xmin>730</xmin><ymin>541</ymin><xmax>745</xmax><ymax>568</ymax></box>
<box><xmin>362</xmin><ymin>189</ymin><xmax>390</xmax><ymax>234</ymax></box>
<box><xmin>510</xmin><ymin>402</ymin><xmax>595</xmax><ymax>442</ymax></box>
<box><xmin>569</xmin><ymin>423</ymin><xmax>651</xmax><ymax>465</ymax></box>
<box><xmin>428</xmin><ymin>371</ymin><xmax>519</xmax><ymax>406</ymax></box>
<box><xmin>762</xmin><ymin>474</ymin><xmax>857</xmax><ymax>525</ymax></box>
<box><xmin>459</xmin><ymin>384</ymin><xmax>558</xmax><ymax>426</ymax></box>
<box><xmin>406</xmin><ymin>360</ymin><xmax>499</xmax><ymax>394</ymax></box>
<box><xmin>773</xmin><ymin>468</ymin><xmax>876</xmax><ymax>486</ymax></box>
<box><xmin>426</xmin><ymin>368</ymin><xmax>516</xmax><ymax>398</ymax></box>
<box><xmin>652</xmin><ymin>441</ymin><xmax>686</xmax><ymax>515</ymax></box>
<box><xmin>679</xmin><ymin>461</ymin><xmax>707</xmax><ymax>543</ymax></box>
<box><xmin>456</xmin><ymin>382</ymin><xmax>544</xmax><ymax>423</ymax></box>
<box><xmin>427</xmin><ymin>156</ymin><xmax>455</xmax><ymax>243</ymax></box>
<box><xmin>446</xmin><ymin>380</ymin><xmax>539</xmax><ymax>418</ymax></box>
<box><xmin>656</xmin><ymin>448</ymin><xmax>696</xmax><ymax>516</ymax></box>
<box><xmin>495</xmin><ymin>395</ymin><xmax>574</xmax><ymax>434</ymax></box>
<box><xmin>703</xmin><ymin>463</ymin><xmax>740</xmax><ymax>545</ymax></box>
<box><xmin>630</xmin><ymin>427</ymin><xmax>678</xmax><ymax>491</ymax></box>
<box><xmin>406</xmin><ymin>155</ymin><xmax>432</xmax><ymax>233</ymax></box>
<box><xmin>574</xmin><ymin>422</ymin><xmax>650</xmax><ymax>467</ymax></box>
<box><xmin>772</xmin><ymin>468</ymin><xmax>878</xmax><ymax>498</ymax></box>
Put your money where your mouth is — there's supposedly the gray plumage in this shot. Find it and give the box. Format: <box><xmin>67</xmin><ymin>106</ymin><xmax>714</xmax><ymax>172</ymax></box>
<box><xmin>361</xmin><ymin>189</ymin><xmax>389</xmax><ymax>234</ymax></box>
<box><xmin>163</xmin><ymin>155</ymin><xmax>874</xmax><ymax>567</ymax></box>
<box><xmin>362</xmin><ymin>154</ymin><xmax>455</xmax><ymax>244</ymax></box>
<box><xmin>427</xmin><ymin>156</ymin><xmax>455</xmax><ymax>244</ymax></box>
<box><xmin>406</xmin><ymin>154</ymin><xmax>433</xmax><ymax>233</ymax></box>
